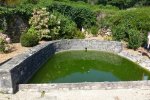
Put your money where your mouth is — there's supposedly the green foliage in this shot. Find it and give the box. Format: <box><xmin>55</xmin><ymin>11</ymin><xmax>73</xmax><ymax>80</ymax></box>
<box><xmin>29</xmin><ymin>8</ymin><xmax>50</xmax><ymax>39</ymax></box>
<box><xmin>48</xmin><ymin>12</ymin><xmax>61</xmax><ymax>39</ymax></box>
<box><xmin>28</xmin><ymin>8</ymin><xmax>79</xmax><ymax>40</ymax></box>
<box><xmin>0</xmin><ymin>0</ymin><xmax>117</xmax><ymax>42</ymax></box>
<box><xmin>0</xmin><ymin>5</ymin><xmax>32</xmax><ymax>43</ymax></box>
<box><xmin>90</xmin><ymin>26</ymin><xmax>99</xmax><ymax>36</ymax></box>
<box><xmin>70</xmin><ymin>0</ymin><xmax>150</xmax><ymax>9</ymax></box>
<box><xmin>0</xmin><ymin>16</ymin><xmax>7</xmax><ymax>33</ymax></box>
<box><xmin>74</xmin><ymin>30</ymin><xmax>85</xmax><ymax>39</ymax></box>
<box><xmin>117</xmin><ymin>9</ymin><xmax>149</xmax><ymax>33</ymax></box>
<box><xmin>112</xmin><ymin>24</ymin><xmax>126</xmax><ymax>41</ymax></box>
<box><xmin>58</xmin><ymin>15</ymin><xmax>77</xmax><ymax>39</ymax></box>
<box><xmin>20</xmin><ymin>27</ymin><xmax>39</xmax><ymax>47</ymax></box>
<box><xmin>0</xmin><ymin>0</ymin><xmax>20</xmax><ymax>6</ymax></box>
<box><xmin>27</xmin><ymin>0</ymin><xmax>39</xmax><ymax>4</ymax></box>
<box><xmin>128</xmin><ymin>29</ymin><xmax>142</xmax><ymax>49</ymax></box>
<box><xmin>50</xmin><ymin>12</ymin><xmax>78</xmax><ymax>39</ymax></box>
<box><xmin>36</xmin><ymin>0</ymin><xmax>53</xmax><ymax>7</ymax></box>
<box><xmin>0</xmin><ymin>0</ymin><xmax>149</xmax><ymax>50</ymax></box>
<box><xmin>0</xmin><ymin>3</ymin><xmax>33</xmax><ymax>21</ymax></box>
<box><xmin>104</xmin><ymin>7</ymin><xmax>150</xmax><ymax>48</ymax></box>
<box><xmin>0</xmin><ymin>37</ymin><xmax>11</xmax><ymax>53</ymax></box>
<box><xmin>47</xmin><ymin>2</ymin><xmax>96</xmax><ymax>29</ymax></box>
<box><xmin>0</xmin><ymin>38</ymin><xmax>5</xmax><ymax>52</ymax></box>
<box><xmin>99</xmin><ymin>5</ymin><xmax>119</xmax><ymax>10</ymax></box>
<box><xmin>49</xmin><ymin>11</ymin><xmax>85</xmax><ymax>39</ymax></box>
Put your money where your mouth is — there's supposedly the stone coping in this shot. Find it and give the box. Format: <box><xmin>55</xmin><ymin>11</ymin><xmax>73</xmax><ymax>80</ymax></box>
<box><xmin>0</xmin><ymin>41</ymin><xmax>52</xmax><ymax>71</ymax></box>
<box><xmin>119</xmin><ymin>50</ymin><xmax>150</xmax><ymax>71</ymax></box>
<box><xmin>19</xmin><ymin>81</ymin><xmax>150</xmax><ymax>92</ymax></box>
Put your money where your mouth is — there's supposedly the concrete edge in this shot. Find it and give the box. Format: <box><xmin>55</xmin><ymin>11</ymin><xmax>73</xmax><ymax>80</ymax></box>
<box><xmin>19</xmin><ymin>81</ymin><xmax>150</xmax><ymax>92</ymax></box>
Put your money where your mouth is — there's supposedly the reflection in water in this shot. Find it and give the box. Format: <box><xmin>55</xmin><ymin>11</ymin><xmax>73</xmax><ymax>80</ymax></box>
<box><xmin>28</xmin><ymin>51</ymin><xmax>150</xmax><ymax>83</ymax></box>
<box><xmin>50</xmin><ymin>69</ymin><xmax>120</xmax><ymax>83</ymax></box>
<box><xmin>142</xmin><ymin>73</ymin><xmax>149</xmax><ymax>80</ymax></box>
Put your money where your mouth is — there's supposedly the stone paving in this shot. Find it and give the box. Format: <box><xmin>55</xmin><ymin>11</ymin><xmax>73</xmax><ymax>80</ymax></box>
<box><xmin>119</xmin><ymin>49</ymin><xmax>150</xmax><ymax>71</ymax></box>
<box><xmin>0</xmin><ymin>89</ymin><xmax>150</xmax><ymax>100</ymax></box>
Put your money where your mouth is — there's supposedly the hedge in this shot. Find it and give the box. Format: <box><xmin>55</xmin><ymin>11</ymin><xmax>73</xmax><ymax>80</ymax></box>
<box><xmin>47</xmin><ymin>2</ymin><xmax>96</xmax><ymax>29</ymax></box>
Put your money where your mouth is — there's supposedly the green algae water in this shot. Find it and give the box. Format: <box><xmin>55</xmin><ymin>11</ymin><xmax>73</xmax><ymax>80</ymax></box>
<box><xmin>28</xmin><ymin>51</ymin><xmax>150</xmax><ymax>83</ymax></box>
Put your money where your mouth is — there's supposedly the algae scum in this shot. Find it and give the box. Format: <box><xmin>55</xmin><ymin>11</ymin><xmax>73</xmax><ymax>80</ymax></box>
<box><xmin>28</xmin><ymin>51</ymin><xmax>150</xmax><ymax>83</ymax></box>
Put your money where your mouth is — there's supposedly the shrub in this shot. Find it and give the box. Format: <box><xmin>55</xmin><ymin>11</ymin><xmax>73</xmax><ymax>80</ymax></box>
<box><xmin>47</xmin><ymin>2</ymin><xmax>96</xmax><ymax>29</ymax></box>
<box><xmin>29</xmin><ymin>8</ymin><xmax>78</xmax><ymax>40</ymax></box>
<box><xmin>74</xmin><ymin>29</ymin><xmax>85</xmax><ymax>39</ymax></box>
<box><xmin>29</xmin><ymin>8</ymin><xmax>50</xmax><ymax>40</ymax></box>
<box><xmin>128</xmin><ymin>29</ymin><xmax>142</xmax><ymax>49</ymax></box>
<box><xmin>49</xmin><ymin>11</ymin><xmax>78</xmax><ymax>39</ymax></box>
<box><xmin>90</xmin><ymin>26</ymin><xmax>99</xmax><ymax>36</ymax></box>
<box><xmin>29</xmin><ymin>9</ymin><xmax>79</xmax><ymax>40</ymax></box>
<box><xmin>111</xmin><ymin>9</ymin><xmax>150</xmax><ymax>34</ymax></box>
<box><xmin>48</xmin><ymin>12</ymin><xmax>61</xmax><ymax>39</ymax></box>
<box><xmin>0</xmin><ymin>6</ymin><xmax>32</xmax><ymax>42</ymax></box>
<box><xmin>0</xmin><ymin>38</ymin><xmax>5</xmax><ymax>52</ymax></box>
<box><xmin>20</xmin><ymin>27</ymin><xmax>39</xmax><ymax>47</ymax></box>
<box><xmin>0</xmin><ymin>37</ymin><xmax>12</xmax><ymax>53</ymax></box>
<box><xmin>104</xmin><ymin>8</ymin><xmax>150</xmax><ymax>48</ymax></box>
<box><xmin>58</xmin><ymin>14</ymin><xmax>77</xmax><ymax>39</ymax></box>
<box><xmin>112</xmin><ymin>24</ymin><xmax>127</xmax><ymax>41</ymax></box>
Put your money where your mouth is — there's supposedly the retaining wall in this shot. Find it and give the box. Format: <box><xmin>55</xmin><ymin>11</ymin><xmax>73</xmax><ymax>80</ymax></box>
<box><xmin>0</xmin><ymin>39</ymin><xmax>122</xmax><ymax>93</ymax></box>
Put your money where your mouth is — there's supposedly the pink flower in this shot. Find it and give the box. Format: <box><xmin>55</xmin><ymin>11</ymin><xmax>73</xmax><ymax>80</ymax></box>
<box><xmin>5</xmin><ymin>38</ymin><xmax>11</xmax><ymax>44</ymax></box>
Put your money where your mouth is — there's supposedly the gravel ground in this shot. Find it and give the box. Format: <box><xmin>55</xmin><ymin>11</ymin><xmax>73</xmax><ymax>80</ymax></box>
<box><xmin>0</xmin><ymin>43</ymin><xmax>29</xmax><ymax>64</ymax></box>
<box><xmin>0</xmin><ymin>41</ymin><xmax>47</xmax><ymax>64</ymax></box>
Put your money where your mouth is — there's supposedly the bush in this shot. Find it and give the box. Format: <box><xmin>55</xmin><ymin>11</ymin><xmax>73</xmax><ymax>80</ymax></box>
<box><xmin>104</xmin><ymin>8</ymin><xmax>150</xmax><ymax>48</ymax></box>
<box><xmin>29</xmin><ymin>8</ymin><xmax>50</xmax><ymax>40</ymax></box>
<box><xmin>0</xmin><ymin>37</ymin><xmax>12</xmax><ymax>53</ymax></box>
<box><xmin>29</xmin><ymin>8</ymin><xmax>79</xmax><ymax>40</ymax></box>
<box><xmin>48</xmin><ymin>12</ymin><xmax>61</xmax><ymax>39</ymax></box>
<box><xmin>0</xmin><ymin>6</ymin><xmax>32</xmax><ymax>42</ymax></box>
<box><xmin>112</xmin><ymin>24</ymin><xmax>127</xmax><ymax>41</ymax></box>
<box><xmin>74</xmin><ymin>29</ymin><xmax>85</xmax><ymax>39</ymax></box>
<box><xmin>111</xmin><ymin>9</ymin><xmax>150</xmax><ymax>33</ymax></box>
<box><xmin>20</xmin><ymin>27</ymin><xmax>39</xmax><ymax>47</ymax></box>
<box><xmin>58</xmin><ymin>14</ymin><xmax>77</xmax><ymax>39</ymax></box>
<box><xmin>48</xmin><ymin>11</ymin><xmax>78</xmax><ymax>39</ymax></box>
<box><xmin>29</xmin><ymin>9</ymin><xmax>80</xmax><ymax>40</ymax></box>
<box><xmin>90</xmin><ymin>26</ymin><xmax>99</xmax><ymax>36</ymax></box>
<box><xmin>0</xmin><ymin>38</ymin><xmax>5</xmax><ymax>52</ymax></box>
<box><xmin>47</xmin><ymin>2</ymin><xmax>96</xmax><ymax>29</ymax></box>
<box><xmin>128</xmin><ymin>29</ymin><xmax>142</xmax><ymax>49</ymax></box>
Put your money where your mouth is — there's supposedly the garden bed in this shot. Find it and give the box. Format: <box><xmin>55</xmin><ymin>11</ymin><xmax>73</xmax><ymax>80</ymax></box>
<box><xmin>0</xmin><ymin>41</ymin><xmax>47</xmax><ymax>64</ymax></box>
<box><xmin>0</xmin><ymin>43</ymin><xmax>28</xmax><ymax>64</ymax></box>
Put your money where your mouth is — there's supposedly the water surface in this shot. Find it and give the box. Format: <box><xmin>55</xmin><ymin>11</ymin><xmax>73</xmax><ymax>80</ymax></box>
<box><xmin>28</xmin><ymin>51</ymin><xmax>150</xmax><ymax>83</ymax></box>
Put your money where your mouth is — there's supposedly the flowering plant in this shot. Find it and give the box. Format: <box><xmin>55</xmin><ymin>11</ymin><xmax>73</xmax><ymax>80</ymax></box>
<box><xmin>29</xmin><ymin>8</ymin><xmax>51</xmax><ymax>39</ymax></box>
<box><xmin>29</xmin><ymin>8</ymin><xmax>62</xmax><ymax>40</ymax></box>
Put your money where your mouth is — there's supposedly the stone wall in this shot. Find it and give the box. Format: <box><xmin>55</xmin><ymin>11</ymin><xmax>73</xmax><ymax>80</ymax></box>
<box><xmin>7</xmin><ymin>15</ymin><xmax>28</xmax><ymax>43</ymax></box>
<box><xmin>0</xmin><ymin>39</ymin><xmax>122</xmax><ymax>93</ymax></box>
